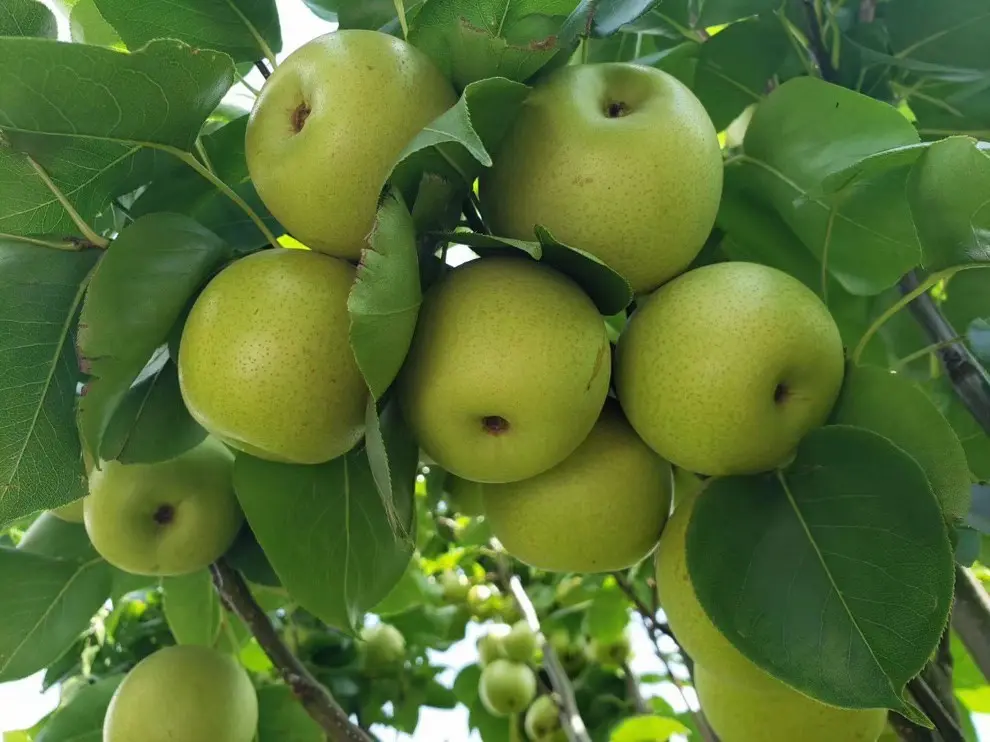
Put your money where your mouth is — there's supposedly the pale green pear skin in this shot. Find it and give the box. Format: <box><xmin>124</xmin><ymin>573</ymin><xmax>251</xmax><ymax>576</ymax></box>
<box><xmin>360</xmin><ymin>623</ymin><xmax>406</xmax><ymax>671</ymax></box>
<box><xmin>51</xmin><ymin>497</ymin><xmax>86</xmax><ymax>523</ymax></box>
<box><xmin>84</xmin><ymin>439</ymin><xmax>242</xmax><ymax>576</ymax></box>
<box><xmin>178</xmin><ymin>249</ymin><xmax>367</xmax><ymax>465</ymax></box>
<box><xmin>480</xmin><ymin>63</ymin><xmax>723</xmax><ymax>294</ymax></box>
<box><xmin>616</xmin><ymin>262</ymin><xmax>845</xmax><ymax>476</ymax></box>
<box><xmin>479</xmin><ymin>659</ymin><xmax>537</xmax><ymax>717</ymax></box>
<box><xmin>694</xmin><ymin>664</ymin><xmax>887</xmax><ymax>742</ymax></box>
<box><xmin>398</xmin><ymin>258</ymin><xmax>611</xmax><ymax>484</ymax></box>
<box><xmin>525</xmin><ymin>695</ymin><xmax>562</xmax><ymax>740</ymax></box>
<box><xmin>246</xmin><ymin>30</ymin><xmax>456</xmax><ymax>258</ymax></box>
<box><xmin>103</xmin><ymin>645</ymin><xmax>258</xmax><ymax>742</ymax></box>
<box><xmin>483</xmin><ymin>401</ymin><xmax>671</xmax><ymax>572</ymax></box>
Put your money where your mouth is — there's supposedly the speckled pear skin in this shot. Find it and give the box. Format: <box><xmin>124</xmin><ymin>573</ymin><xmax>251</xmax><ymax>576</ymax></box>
<box><xmin>483</xmin><ymin>401</ymin><xmax>672</xmax><ymax>572</ymax></box>
<box><xmin>694</xmin><ymin>664</ymin><xmax>887</xmax><ymax>742</ymax></box>
<box><xmin>103</xmin><ymin>645</ymin><xmax>258</xmax><ymax>742</ymax></box>
<box><xmin>178</xmin><ymin>249</ymin><xmax>367</xmax><ymax>465</ymax></box>
<box><xmin>397</xmin><ymin>257</ymin><xmax>611</xmax><ymax>484</ymax></box>
<box><xmin>245</xmin><ymin>29</ymin><xmax>456</xmax><ymax>258</ymax></box>
<box><xmin>479</xmin><ymin>62</ymin><xmax>723</xmax><ymax>294</ymax></box>
<box><xmin>616</xmin><ymin>262</ymin><xmax>845</xmax><ymax>476</ymax></box>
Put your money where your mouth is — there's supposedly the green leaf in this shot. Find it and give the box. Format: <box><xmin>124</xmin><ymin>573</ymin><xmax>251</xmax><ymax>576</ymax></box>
<box><xmin>392</xmin><ymin>76</ymin><xmax>531</xmax><ymax>199</ymax></box>
<box><xmin>163</xmin><ymin>569</ymin><xmax>223</xmax><ymax>647</ymax></box>
<box><xmin>409</xmin><ymin>0</ymin><xmax>577</xmax><ymax>89</ymax></box>
<box><xmin>16</xmin><ymin>513</ymin><xmax>96</xmax><ymax>561</ymax></box>
<box><xmin>256</xmin><ymin>685</ymin><xmax>323</xmax><ymax>742</ymax></box>
<box><xmin>0</xmin><ymin>547</ymin><xmax>113</xmax><ymax>682</ymax></box>
<box><xmin>696</xmin><ymin>0</ymin><xmax>780</xmax><ymax>27</ymax></box>
<box><xmin>469</xmin><ymin>694</ymin><xmax>512</xmax><ymax>742</ymax></box>
<box><xmin>365</xmin><ymin>398</ymin><xmax>419</xmax><ymax>537</ymax></box>
<box><xmin>561</xmin><ymin>0</ymin><xmax>657</xmax><ymax>41</ymax></box>
<box><xmin>93</xmin><ymin>0</ymin><xmax>282</xmax><ymax>63</ymax></box>
<box><xmin>130</xmin><ymin>116</ymin><xmax>280</xmax><ymax>251</ymax></box>
<box><xmin>0</xmin><ymin>132</ymin><xmax>167</xmax><ymax>241</ymax></box>
<box><xmin>233</xmin><ymin>449</ymin><xmax>415</xmax><ymax>632</ymax></box>
<box><xmin>373</xmin><ymin>558</ymin><xmax>427</xmax><ymax>616</ymax></box>
<box><xmin>610</xmin><ymin>714</ymin><xmax>689</xmax><ymax>742</ymax></box>
<box><xmin>437</xmin><ymin>228</ymin><xmax>633</xmax><ymax>315</ymax></box>
<box><xmin>69</xmin><ymin>0</ymin><xmax>123</xmax><ymax>47</ymax></box>
<box><xmin>100</xmin><ymin>360</ymin><xmax>207</xmax><ymax>465</ymax></box>
<box><xmin>453</xmin><ymin>663</ymin><xmax>482</xmax><ymax>706</ymax></box>
<box><xmin>347</xmin><ymin>191</ymin><xmax>420</xmax><ymax>400</ymax></box>
<box><xmin>0</xmin><ymin>0</ymin><xmax>57</xmax><ymax>38</ymax></box>
<box><xmin>886</xmin><ymin>0</ymin><xmax>990</xmax><ymax>74</ymax></box>
<box><xmin>693</xmin><ymin>15</ymin><xmax>790</xmax><ymax>131</ymax></box>
<box><xmin>0</xmin><ymin>38</ymin><xmax>234</xmax><ymax>152</ymax></box>
<box><xmin>77</xmin><ymin>214</ymin><xmax>230</xmax><ymax>461</ymax></box>
<box><xmin>688</xmin><ymin>425</ymin><xmax>955</xmax><ymax>714</ymax></box>
<box><xmin>302</xmin><ymin>0</ymin><xmax>426</xmax><ymax>33</ymax></box>
<box><xmin>34</xmin><ymin>675</ymin><xmax>124</xmax><ymax>742</ymax></box>
<box><xmin>831</xmin><ymin>364</ymin><xmax>973</xmax><ymax>521</ymax></box>
<box><xmin>0</xmin><ymin>243</ymin><xmax>98</xmax><ymax>527</ymax></box>
<box><xmin>907</xmin><ymin>137</ymin><xmax>990</xmax><ymax>270</ymax></box>
<box><xmin>583</xmin><ymin>581</ymin><xmax>630</xmax><ymax>642</ymax></box>
<box><xmin>738</xmin><ymin>76</ymin><xmax>922</xmax><ymax>295</ymax></box>
<box><xmin>224</xmin><ymin>524</ymin><xmax>281</xmax><ymax>588</ymax></box>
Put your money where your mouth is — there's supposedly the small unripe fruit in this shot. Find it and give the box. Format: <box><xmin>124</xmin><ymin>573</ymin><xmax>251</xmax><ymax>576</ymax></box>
<box><xmin>525</xmin><ymin>695</ymin><xmax>562</xmax><ymax>740</ymax></box>
<box><xmin>439</xmin><ymin>570</ymin><xmax>471</xmax><ymax>604</ymax></box>
<box><xmin>477</xmin><ymin>624</ymin><xmax>511</xmax><ymax>666</ymax></box>
<box><xmin>589</xmin><ymin>634</ymin><xmax>631</xmax><ymax>668</ymax></box>
<box><xmin>479</xmin><ymin>660</ymin><xmax>537</xmax><ymax>717</ymax></box>
<box><xmin>503</xmin><ymin>621</ymin><xmax>538</xmax><ymax>664</ymax></box>
<box><xmin>360</xmin><ymin>623</ymin><xmax>406</xmax><ymax>673</ymax></box>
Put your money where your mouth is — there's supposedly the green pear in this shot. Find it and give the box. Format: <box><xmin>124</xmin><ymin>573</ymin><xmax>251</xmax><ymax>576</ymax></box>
<box><xmin>694</xmin><ymin>664</ymin><xmax>887</xmax><ymax>742</ymax></box>
<box><xmin>503</xmin><ymin>621</ymin><xmax>538</xmax><ymax>664</ymax></box>
<box><xmin>616</xmin><ymin>262</ymin><xmax>845</xmax><ymax>476</ymax></box>
<box><xmin>479</xmin><ymin>659</ymin><xmax>537</xmax><ymax>717</ymax></box>
<box><xmin>525</xmin><ymin>695</ymin><xmax>562</xmax><ymax>740</ymax></box>
<box><xmin>483</xmin><ymin>401</ymin><xmax>672</xmax><ymax>572</ymax></box>
<box><xmin>478</xmin><ymin>624</ymin><xmax>511</xmax><ymax>666</ymax></box>
<box><xmin>655</xmin><ymin>486</ymin><xmax>766</xmax><ymax>680</ymax></box>
<box><xmin>84</xmin><ymin>439</ymin><xmax>242</xmax><ymax>576</ymax></box>
<box><xmin>246</xmin><ymin>30</ymin><xmax>456</xmax><ymax>258</ymax></box>
<box><xmin>439</xmin><ymin>570</ymin><xmax>472</xmax><ymax>603</ymax></box>
<box><xmin>479</xmin><ymin>63</ymin><xmax>722</xmax><ymax>294</ymax></box>
<box><xmin>589</xmin><ymin>633</ymin><xmax>631</xmax><ymax>668</ymax></box>
<box><xmin>178</xmin><ymin>249</ymin><xmax>367</xmax><ymax>465</ymax></box>
<box><xmin>51</xmin><ymin>497</ymin><xmax>86</xmax><ymax>523</ymax></box>
<box><xmin>549</xmin><ymin>630</ymin><xmax>587</xmax><ymax>676</ymax></box>
<box><xmin>103</xmin><ymin>645</ymin><xmax>258</xmax><ymax>742</ymax></box>
<box><xmin>445</xmin><ymin>475</ymin><xmax>485</xmax><ymax>516</ymax></box>
<box><xmin>398</xmin><ymin>257</ymin><xmax>610</xmax><ymax>483</ymax></box>
<box><xmin>360</xmin><ymin>623</ymin><xmax>406</xmax><ymax>672</ymax></box>
<box><xmin>467</xmin><ymin>583</ymin><xmax>501</xmax><ymax>620</ymax></box>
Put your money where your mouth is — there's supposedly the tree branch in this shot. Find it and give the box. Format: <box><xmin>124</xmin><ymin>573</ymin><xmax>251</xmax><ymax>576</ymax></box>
<box><xmin>900</xmin><ymin>272</ymin><xmax>990</xmax><ymax>434</ymax></box>
<box><xmin>255</xmin><ymin>60</ymin><xmax>272</xmax><ymax>79</ymax></box>
<box><xmin>491</xmin><ymin>546</ymin><xmax>592</xmax><ymax>742</ymax></box>
<box><xmin>802</xmin><ymin>0</ymin><xmax>840</xmax><ymax>83</ymax></box>
<box><xmin>210</xmin><ymin>559</ymin><xmax>373</xmax><ymax>742</ymax></box>
<box><xmin>953</xmin><ymin>565</ymin><xmax>990</xmax><ymax>680</ymax></box>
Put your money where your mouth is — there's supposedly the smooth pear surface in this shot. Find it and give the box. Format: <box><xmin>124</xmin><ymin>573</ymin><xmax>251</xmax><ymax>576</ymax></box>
<box><xmin>616</xmin><ymin>262</ymin><xmax>845</xmax><ymax>475</ymax></box>
<box><xmin>84</xmin><ymin>439</ymin><xmax>242</xmax><ymax>576</ymax></box>
<box><xmin>246</xmin><ymin>29</ymin><xmax>456</xmax><ymax>258</ymax></box>
<box><xmin>398</xmin><ymin>258</ymin><xmax>610</xmax><ymax>483</ymax></box>
<box><xmin>179</xmin><ymin>249</ymin><xmax>367</xmax><ymax>465</ymax></box>
<box><xmin>694</xmin><ymin>664</ymin><xmax>887</xmax><ymax>742</ymax></box>
<box><xmin>480</xmin><ymin>63</ymin><xmax>722</xmax><ymax>293</ymax></box>
<box><xmin>479</xmin><ymin>659</ymin><xmax>537</xmax><ymax>717</ymax></box>
<box><xmin>103</xmin><ymin>645</ymin><xmax>258</xmax><ymax>742</ymax></box>
<box><xmin>484</xmin><ymin>401</ymin><xmax>671</xmax><ymax>572</ymax></box>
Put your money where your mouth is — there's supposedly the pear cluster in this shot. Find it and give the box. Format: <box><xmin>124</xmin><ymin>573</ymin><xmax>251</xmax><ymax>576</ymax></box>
<box><xmin>476</xmin><ymin>622</ymin><xmax>540</xmax><ymax>722</ymax></box>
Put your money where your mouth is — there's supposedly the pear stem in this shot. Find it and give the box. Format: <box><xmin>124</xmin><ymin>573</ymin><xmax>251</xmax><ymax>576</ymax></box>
<box><xmin>492</xmin><ymin>542</ymin><xmax>593</xmax><ymax>742</ymax></box>
<box><xmin>210</xmin><ymin>559</ymin><xmax>374</xmax><ymax>742</ymax></box>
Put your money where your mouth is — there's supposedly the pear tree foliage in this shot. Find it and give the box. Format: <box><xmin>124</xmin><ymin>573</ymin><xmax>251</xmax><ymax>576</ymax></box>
<box><xmin>1</xmin><ymin>0</ymin><xmax>990</xmax><ymax>741</ymax></box>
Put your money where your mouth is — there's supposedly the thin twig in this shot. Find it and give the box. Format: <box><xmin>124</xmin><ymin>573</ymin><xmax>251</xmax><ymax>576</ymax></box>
<box><xmin>462</xmin><ymin>197</ymin><xmax>489</xmax><ymax>235</ymax></box>
<box><xmin>210</xmin><ymin>560</ymin><xmax>373</xmax><ymax>742</ymax></box>
<box><xmin>900</xmin><ymin>271</ymin><xmax>990</xmax><ymax>433</ymax></box>
<box><xmin>954</xmin><ymin>565</ymin><xmax>990</xmax><ymax>682</ymax></box>
<box><xmin>623</xmin><ymin>663</ymin><xmax>650</xmax><ymax>714</ymax></box>
<box><xmin>907</xmin><ymin>676</ymin><xmax>966</xmax><ymax>742</ymax></box>
<box><xmin>491</xmin><ymin>545</ymin><xmax>592</xmax><ymax>742</ymax></box>
<box><xmin>802</xmin><ymin>0</ymin><xmax>840</xmax><ymax>83</ymax></box>
<box><xmin>255</xmin><ymin>60</ymin><xmax>272</xmax><ymax>79</ymax></box>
